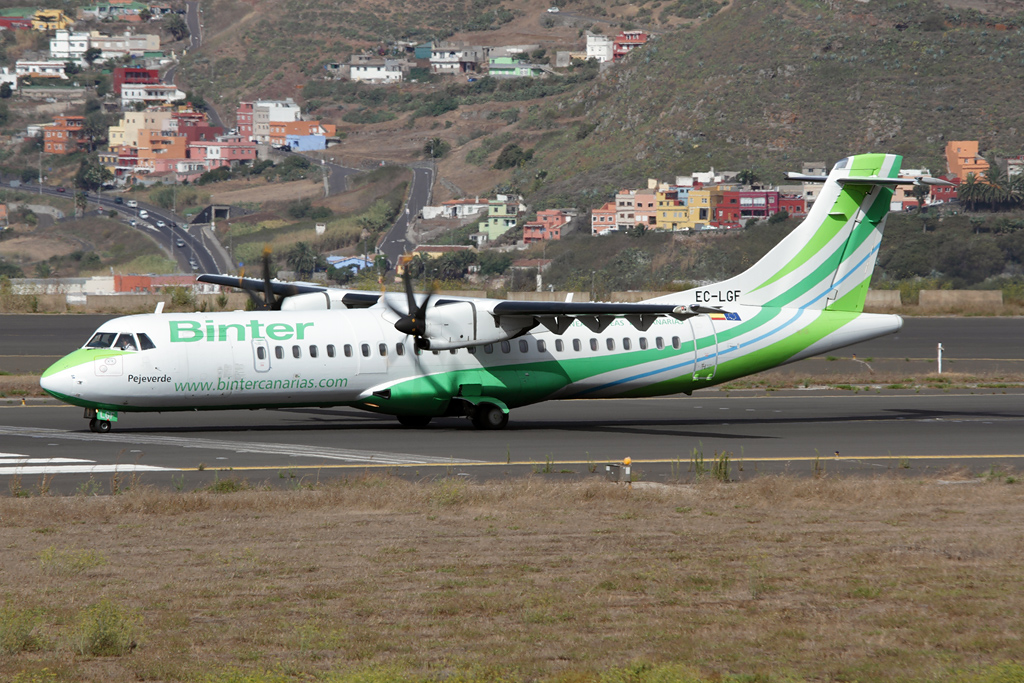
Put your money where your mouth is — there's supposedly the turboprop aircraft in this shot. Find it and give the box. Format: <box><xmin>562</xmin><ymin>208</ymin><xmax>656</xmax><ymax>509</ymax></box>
<box><xmin>41</xmin><ymin>153</ymin><xmax>950</xmax><ymax>433</ymax></box>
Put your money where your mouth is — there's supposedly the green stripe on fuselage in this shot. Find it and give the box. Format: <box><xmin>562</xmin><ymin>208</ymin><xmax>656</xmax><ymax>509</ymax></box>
<box><xmin>41</xmin><ymin>348</ymin><xmax>129</xmax><ymax>378</ymax></box>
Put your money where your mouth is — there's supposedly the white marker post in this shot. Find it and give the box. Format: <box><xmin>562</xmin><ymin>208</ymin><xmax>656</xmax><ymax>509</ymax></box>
<box><xmin>937</xmin><ymin>342</ymin><xmax>943</xmax><ymax>374</ymax></box>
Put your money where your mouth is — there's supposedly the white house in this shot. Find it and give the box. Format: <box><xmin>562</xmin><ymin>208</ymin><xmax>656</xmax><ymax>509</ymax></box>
<box><xmin>252</xmin><ymin>98</ymin><xmax>301</xmax><ymax>143</ymax></box>
<box><xmin>49</xmin><ymin>30</ymin><xmax>92</xmax><ymax>65</ymax></box>
<box><xmin>0</xmin><ymin>67</ymin><xmax>18</xmax><ymax>92</ymax></box>
<box><xmin>121</xmin><ymin>83</ymin><xmax>185</xmax><ymax>106</ymax></box>
<box><xmin>586</xmin><ymin>33</ymin><xmax>613</xmax><ymax>63</ymax></box>
<box><xmin>349</xmin><ymin>57</ymin><xmax>406</xmax><ymax>84</ymax></box>
<box><xmin>15</xmin><ymin>60</ymin><xmax>68</xmax><ymax>80</ymax></box>
<box><xmin>429</xmin><ymin>43</ymin><xmax>483</xmax><ymax>74</ymax></box>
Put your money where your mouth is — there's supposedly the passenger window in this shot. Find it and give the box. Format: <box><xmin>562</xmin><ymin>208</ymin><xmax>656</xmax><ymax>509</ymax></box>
<box><xmin>639</xmin><ymin>338</ymin><xmax>648</xmax><ymax>350</ymax></box>
<box><xmin>115</xmin><ymin>333</ymin><xmax>137</xmax><ymax>351</ymax></box>
<box><xmin>606</xmin><ymin>338</ymin><xmax>615</xmax><ymax>351</ymax></box>
<box><xmin>573</xmin><ymin>339</ymin><xmax>581</xmax><ymax>352</ymax></box>
<box><xmin>519</xmin><ymin>340</ymin><xmax>528</xmax><ymax>353</ymax></box>
<box><xmin>450</xmin><ymin>349</ymin><xmax>457</xmax><ymax>355</ymax></box>
<box><xmin>137</xmin><ymin>333</ymin><xmax>156</xmax><ymax>350</ymax></box>
<box><xmin>275</xmin><ymin>346</ymin><xmax>284</xmax><ymax>359</ymax></box>
<box><xmin>537</xmin><ymin>340</ymin><xmax>546</xmax><ymax>353</ymax></box>
<box><xmin>292</xmin><ymin>345</ymin><xmax>301</xmax><ymax>358</ymax></box>
<box><xmin>672</xmin><ymin>336</ymin><xmax>681</xmax><ymax>350</ymax></box>
<box><xmin>623</xmin><ymin>338</ymin><xmax>631</xmax><ymax>350</ymax></box>
<box><xmin>396</xmin><ymin>343</ymin><xmax>405</xmax><ymax>356</ymax></box>
<box><xmin>327</xmin><ymin>344</ymin><xmax>336</xmax><ymax>358</ymax></box>
<box><xmin>589</xmin><ymin>338</ymin><xmax>598</xmax><ymax>351</ymax></box>
<box><xmin>555</xmin><ymin>339</ymin><xmax>563</xmax><ymax>352</ymax></box>
<box><xmin>85</xmin><ymin>332</ymin><xmax>117</xmax><ymax>349</ymax></box>
<box><xmin>501</xmin><ymin>341</ymin><xmax>511</xmax><ymax>353</ymax></box>
<box><xmin>379</xmin><ymin>343</ymin><xmax>387</xmax><ymax>357</ymax></box>
<box><xmin>361</xmin><ymin>343</ymin><xmax>370</xmax><ymax>357</ymax></box>
<box><xmin>256</xmin><ymin>347</ymin><xmax>266</xmax><ymax>360</ymax></box>
<box><xmin>656</xmin><ymin>337</ymin><xmax>664</xmax><ymax>350</ymax></box>
<box><xmin>484</xmin><ymin>344</ymin><xmax>494</xmax><ymax>354</ymax></box>
<box><xmin>309</xmin><ymin>345</ymin><xmax>318</xmax><ymax>358</ymax></box>
<box><xmin>344</xmin><ymin>344</ymin><xmax>353</xmax><ymax>357</ymax></box>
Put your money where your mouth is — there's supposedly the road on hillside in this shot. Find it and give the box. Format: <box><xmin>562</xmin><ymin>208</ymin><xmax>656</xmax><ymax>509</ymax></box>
<box><xmin>18</xmin><ymin>182</ymin><xmax>226</xmax><ymax>275</ymax></box>
<box><xmin>379</xmin><ymin>165</ymin><xmax>434</xmax><ymax>268</ymax></box>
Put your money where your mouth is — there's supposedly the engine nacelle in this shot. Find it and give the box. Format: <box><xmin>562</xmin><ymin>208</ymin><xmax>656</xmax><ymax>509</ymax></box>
<box><xmin>280</xmin><ymin>290</ymin><xmax>362</xmax><ymax>311</ymax></box>
<box><xmin>420</xmin><ymin>300</ymin><xmax>534</xmax><ymax>350</ymax></box>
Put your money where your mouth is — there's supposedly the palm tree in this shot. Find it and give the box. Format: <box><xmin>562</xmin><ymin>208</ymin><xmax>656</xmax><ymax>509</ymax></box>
<box><xmin>957</xmin><ymin>173</ymin><xmax>984</xmax><ymax>212</ymax></box>
<box><xmin>286</xmin><ymin>242</ymin><xmax>318</xmax><ymax>279</ymax></box>
<box><xmin>983</xmin><ymin>159</ymin><xmax>1010</xmax><ymax>210</ymax></box>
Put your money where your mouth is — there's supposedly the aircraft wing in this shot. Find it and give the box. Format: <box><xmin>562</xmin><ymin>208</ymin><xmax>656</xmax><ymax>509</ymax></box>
<box><xmin>197</xmin><ymin>274</ymin><xmax>382</xmax><ymax>309</ymax></box>
<box><xmin>489</xmin><ymin>300</ymin><xmax>727</xmax><ymax>334</ymax></box>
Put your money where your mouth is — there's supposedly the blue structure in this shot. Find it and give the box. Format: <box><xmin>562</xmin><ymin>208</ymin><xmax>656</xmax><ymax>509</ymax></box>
<box><xmin>327</xmin><ymin>256</ymin><xmax>374</xmax><ymax>272</ymax></box>
<box><xmin>285</xmin><ymin>134</ymin><xmax>327</xmax><ymax>152</ymax></box>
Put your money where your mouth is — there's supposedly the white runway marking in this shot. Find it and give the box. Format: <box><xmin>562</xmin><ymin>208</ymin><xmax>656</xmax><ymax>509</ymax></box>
<box><xmin>0</xmin><ymin>451</ymin><xmax>171</xmax><ymax>475</ymax></box>
<box><xmin>0</xmin><ymin>426</ymin><xmax>479</xmax><ymax>466</ymax></box>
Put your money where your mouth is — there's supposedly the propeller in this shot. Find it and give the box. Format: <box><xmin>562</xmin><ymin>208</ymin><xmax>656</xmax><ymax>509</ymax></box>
<box><xmin>239</xmin><ymin>248</ymin><xmax>302</xmax><ymax>311</ymax></box>
<box><xmin>390</xmin><ymin>268</ymin><xmax>435</xmax><ymax>348</ymax></box>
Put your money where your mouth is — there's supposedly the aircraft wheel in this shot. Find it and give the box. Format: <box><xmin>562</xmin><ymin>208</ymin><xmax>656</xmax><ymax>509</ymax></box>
<box><xmin>88</xmin><ymin>418</ymin><xmax>98</xmax><ymax>433</ymax></box>
<box><xmin>397</xmin><ymin>414</ymin><xmax>432</xmax><ymax>428</ymax></box>
<box><xmin>95</xmin><ymin>420</ymin><xmax>112</xmax><ymax>434</ymax></box>
<box><xmin>472</xmin><ymin>404</ymin><xmax>508</xmax><ymax>430</ymax></box>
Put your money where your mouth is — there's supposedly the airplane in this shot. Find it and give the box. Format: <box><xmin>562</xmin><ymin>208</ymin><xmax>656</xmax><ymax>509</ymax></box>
<box><xmin>40</xmin><ymin>153</ymin><xmax>951</xmax><ymax>433</ymax></box>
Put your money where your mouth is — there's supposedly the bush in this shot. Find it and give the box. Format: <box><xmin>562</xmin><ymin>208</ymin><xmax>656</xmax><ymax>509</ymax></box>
<box><xmin>0</xmin><ymin>607</ymin><xmax>44</xmax><ymax>654</ymax></box>
<box><xmin>493</xmin><ymin>143</ymin><xmax>534</xmax><ymax>170</ymax></box>
<box><xmin>72</xmin><ymin>599</ymin><xmax>139</xmax><ymax>657</ymax></box>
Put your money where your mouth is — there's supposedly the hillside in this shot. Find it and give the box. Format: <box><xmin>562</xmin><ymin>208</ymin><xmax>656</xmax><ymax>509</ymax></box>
<box><xmin>524</xmin><ymin>0</ymin><xmax>1024</xmax><ymax>207</ymax></box>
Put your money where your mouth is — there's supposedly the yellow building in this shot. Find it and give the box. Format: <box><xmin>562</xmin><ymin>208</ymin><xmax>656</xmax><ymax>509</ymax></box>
<box><xmin>32</xmin><ymin>9</ymin><xmax>73</xmax><ymax>31</ymax></box>
<box><xmin>108</xmin><ymin>111</ymin><xmax>175</xmax><ymax>149</ymax></box>
<box><xmin>654</xmin><ymin>187</ymin><xmax>687</xmax><ymax>231</ymax></box>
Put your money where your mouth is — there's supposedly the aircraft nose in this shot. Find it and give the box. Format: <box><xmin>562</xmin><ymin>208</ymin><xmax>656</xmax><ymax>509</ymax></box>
<box><xmin>40</xmin><ymin>355</ymin><xmax>81</xmax><ymax>400</ymax></box>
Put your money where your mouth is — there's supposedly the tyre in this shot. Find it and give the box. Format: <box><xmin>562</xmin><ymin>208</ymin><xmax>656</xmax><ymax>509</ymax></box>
<box><xmin>397</xmin><ymin>414</ymin><xmax>432</xmax><ymax>428</ymax></box>
<box><xmin>89</xmin><ymin>418</ymin><xmax>98</xmax><ymax>433</ymax></box>
<box><xmin>96</xmin><ymin>420</ymin><xmax>112</xmax><ymax>433</ymax></box>
<box><xmin>472</xmin><ymin>404</ymin><xmax>508</xmax><ymax>430</ymax></box>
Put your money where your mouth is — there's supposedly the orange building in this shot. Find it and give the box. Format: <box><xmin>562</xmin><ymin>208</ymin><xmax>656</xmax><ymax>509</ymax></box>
<box><xmin>267</xmin><ymin>120</ymin><xmax>336</xmax><ymax>146</ymax></box>
<box><xmin>43</xmin><ymin>115</ymin><xmax>88</xmax><ymax>155</ymax></box>
<box><xmin>946</xmin><ymin>141</ymin><xmax>989</xmax><ymax>179</ymax></box>
<box><xmin>136</xmin><ymin>129</ymin><xmax>188</xmax><ymax>174</ymax></box>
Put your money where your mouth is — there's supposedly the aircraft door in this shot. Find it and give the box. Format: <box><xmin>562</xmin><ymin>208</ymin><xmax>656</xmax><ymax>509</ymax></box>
<box><xmin>252</xmin><ymin>339</ymin><xmax>271</xmax><ymax>373</ymax></box>
<box><xmin>689</xmin><ymin>315</ymin><xmax>718</xmax><ymax>381</ymax></box>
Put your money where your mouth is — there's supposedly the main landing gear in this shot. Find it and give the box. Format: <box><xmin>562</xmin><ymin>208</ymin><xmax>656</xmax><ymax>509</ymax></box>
<box><xmin>470</xmin><ymin>404</ymin><xmax>509</xmax><ymax>430</ymax></box>
<box><xmin>89</xmin><ymin>418</ymin><xmax>112</xmax><ymax>433</ymax></box>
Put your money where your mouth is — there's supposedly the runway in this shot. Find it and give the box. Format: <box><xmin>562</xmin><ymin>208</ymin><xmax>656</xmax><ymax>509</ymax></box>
<box><xmin>2</xmin><ymin>390</ymin><xmax>1022</xmax><ymax>493</ymax></box>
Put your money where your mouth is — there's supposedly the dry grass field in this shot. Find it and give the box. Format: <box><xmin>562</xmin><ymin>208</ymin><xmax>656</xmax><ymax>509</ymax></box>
<box><xmin>1</xmin><ymin>476</ymin><xmax>1023</xmax><ymax>683</ymax></box>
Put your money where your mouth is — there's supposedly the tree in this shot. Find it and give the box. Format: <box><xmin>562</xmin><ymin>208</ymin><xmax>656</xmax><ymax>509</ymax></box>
<box><xmin>286</xmin><ymin>242</ymin><xmax>319</xmax><ymax>279</ymax></box>
<box><xmin>83</xmin><ymin>47</ymin><xmax>103</xmax><ymax>67</ymax></box>
<box><xmin>493</xmin><ymin>143</ymin><xmax>533</xmax><ymax>169</ymax></box>
<box><xmin>64</xmin><ymin>61</ymin><xmax>81</xmax><ymax>76</ymax></box>
<box><xmin>736</xmin><ymin>169</ymin><xmax>758</xmax><ymax>187</ymax></box>
<box><xmin>165</xmin><ymin>13</ymin><xmax>190</xmax><ymax>41</ymax></box>
<box><xmin>911</xmin><ymin>184</ymin><xmax>929</xmax><ymax>215</ymax></box>
<box><xmin>75</xmin><ymin>159</ymin><xmax>113</xmax><ymax>191</ymax></box>
<box><xmin>74</xmin><ymin>191</ymin><xmax>88</xmax><ymax>218</ymax></box>
<box><xmin>139</xmin><ymin>8</ymin><xmax>152</xmax><ymax>22</ymax></box>
<box><xmin>0</xmin><ymin>82</ymin><xmax>13</xmax><ymax>99</ymax></box>
<box><xmin>423</xmin><ymin>137</ymin><xmax>450</xmax><ymax>159</ymax></box>
<box><xmin>957</xmin><ymin>173</ymin><xmax>984</xmax><ymax>212</ymax></box>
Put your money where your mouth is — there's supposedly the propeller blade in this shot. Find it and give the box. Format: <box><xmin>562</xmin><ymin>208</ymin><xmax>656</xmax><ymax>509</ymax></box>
<box><xmin>261</xmin><ymin>248</ymin><xmax>274</xmax><ymax>309</ymax></box>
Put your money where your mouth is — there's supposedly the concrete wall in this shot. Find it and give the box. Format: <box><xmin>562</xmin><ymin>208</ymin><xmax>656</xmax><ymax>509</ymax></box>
<box><xmin>864</xmin><ymin>290</ymin><xmax>902</xmax><ymax>308</ymax></box>
<box><xmin>919</xmin><ymin>290</ymin><xmax>1002</xmax><ymax>310</ymax></box>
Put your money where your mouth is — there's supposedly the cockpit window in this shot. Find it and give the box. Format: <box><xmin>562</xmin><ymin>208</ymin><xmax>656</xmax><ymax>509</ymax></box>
<box><xmin>833</xmin><ymin>157</ymin><xmax>851</xmax><ymax>170</ymax></box>
<box><xmin>85</xmin><ymin>332</ymin><xmax>117</xmax><ymax>349</ymax></box>
<box><xmin>114</xmin><ymin>333</ymin><xmax>137</xmax><ymax>351</ymax></box>
<box><xmin>137</xmin><ymin>333</ymin><xmax>156</xmax><ymax>350</ymax></box>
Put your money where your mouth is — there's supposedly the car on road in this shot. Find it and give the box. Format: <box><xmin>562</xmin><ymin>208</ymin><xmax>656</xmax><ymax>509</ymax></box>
<box><xmin>156</xmin><ymin>220</ymin><xmax>166</xmax><ymax>228</ymax></box>
<box><xmin>114</xmin><ymin>197</ymin><xmax>123</xmax><ymax>204</ymax></box>
<box><xmin>189</xmin><ymin>258</ymin><xmax>198</xmax><ymax>270</ymax></box>
<box><xmin>138</xmin><ymin>210</ymin><xmax>149</xmax><ymax>219</ymax></box>
<box><xmin>126</xmin><ymin>200</ymin><xmax>138</xmax><ymax>208</ymax></box>
<box><xmin>129</xmin><ymin>220</ymin><xmax>137</xmax><ymax>226</ymax></box>
<box><xmin>547</xmin><ymin>6</ymin><xmax>559</xmax><ymax>12</ymax></box>
<box><xmin>56</xmin><ymin>187</ymin><xmax>65</xmax><ymax>193</ymax></box>
<box><xmin>176</xmin><ymin>238</ymin><xmax>185</xmax><ymax>248</ymax></box>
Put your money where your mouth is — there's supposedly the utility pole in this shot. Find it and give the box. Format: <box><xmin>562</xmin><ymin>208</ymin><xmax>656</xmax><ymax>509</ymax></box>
<box><xmin>38</xmin><ymin>149</ymin><xmax>42</xmax><ymax>195</ymax></box>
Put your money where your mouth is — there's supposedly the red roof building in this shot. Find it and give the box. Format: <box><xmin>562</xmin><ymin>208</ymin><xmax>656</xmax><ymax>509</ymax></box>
<box><xmin>591</xmin><ymin>202</ymin><xmax>616</xmax><ymax>235</ymax></box>
<box><xmin>613</xmin><ymin>30</ymin><xmax>649</xmax><ymax>60</ymax></box>
<box><xmin>235</xmin><ymin>102</ymin><xmax>254</xmax><ymax>139</ymax></box>
<box><xmin>523</xmin><ymin>209</ymin><xmax>570</xmax><ymax>244</ymax></box>
<box><xmin>112</xmin><ymin>67</ymin><xmax>160</xmax><ymax>95</ymax></box>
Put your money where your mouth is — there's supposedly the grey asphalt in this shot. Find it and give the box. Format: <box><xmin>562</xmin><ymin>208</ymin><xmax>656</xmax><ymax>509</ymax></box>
<box><xmin>1</xmin><ymin>391</ymin><xmax>1022</xmax><ymax>494</ymax></box>
<box><xmin>380</xmin><ymin>165</ymin><xmax>435</xmax><ymax>267</ymax></box>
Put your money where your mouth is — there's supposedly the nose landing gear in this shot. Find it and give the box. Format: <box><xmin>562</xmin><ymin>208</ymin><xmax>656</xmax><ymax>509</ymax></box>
<box><xmin>84</xmin><ymin>408</ymin><xmax>117</xmax><ymax>433</ymax></box>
